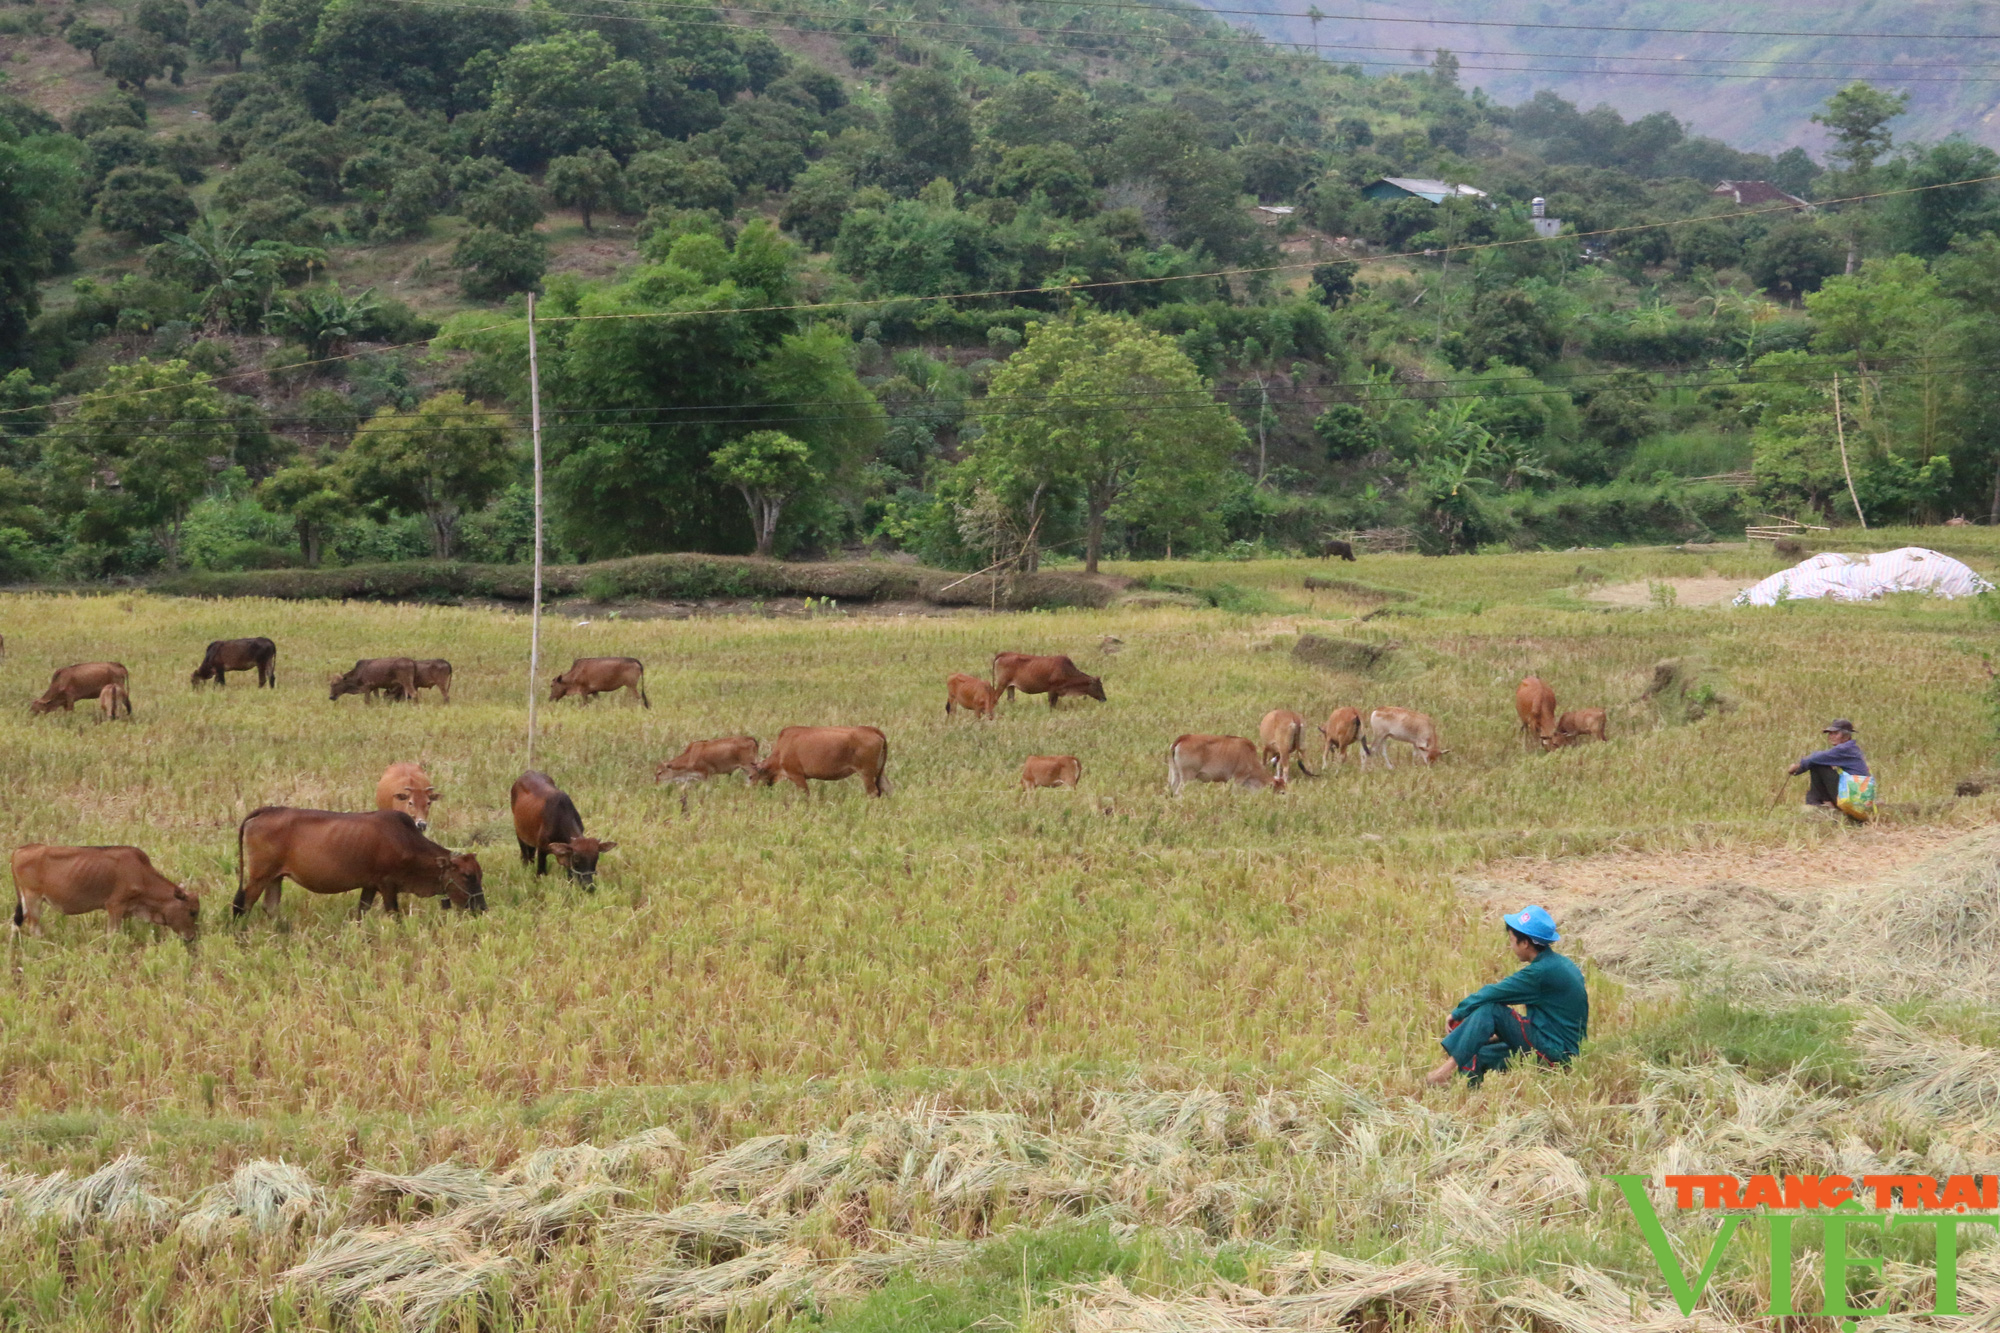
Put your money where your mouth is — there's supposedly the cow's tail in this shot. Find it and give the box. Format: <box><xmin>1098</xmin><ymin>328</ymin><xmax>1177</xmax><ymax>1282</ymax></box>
<box><xmin>1291</xmin><ymin>720</ymin><xmax>1316</xmax><ymax>777</ymax></box>
<box><xmin>1167</xmin><ymin>740</ymin><xmax>1183</xmax><ymax>796</ymax></box>
<box><xmin>640</xmin><ymin>669</ymin><xmax>651</xmax><ymax>709</ymax></box>
<box><xmin>876</xmin><ymin>731</ymin><xmax>891</xmax><ymax>797</ymax></box>
<box><xmin>234</xmin><ymin>814</ymin><xmax>248</xmax><ymax>915</ymax></box>
<box><xmin>11</xmin><ymin>891</ymin><xmax>22</xmax><ymax>930</ymax></box>
<box><xmin>1073</xmin><ymin>757</ymin><xmax>1083</xmax><ymax>787</ymax></box>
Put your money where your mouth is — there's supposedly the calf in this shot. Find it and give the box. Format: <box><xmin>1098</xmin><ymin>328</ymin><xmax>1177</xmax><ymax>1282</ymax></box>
<box><xmin>510</xmin><ymin>771</ymin><xmax>616</xmax><ymax>887</ymax></box>
<box><xmin>1259</xmin><ymin>709</ymin><xmax>1317</xmax><ymax>780</ymax></box>
<box><xmin>1320</xmin><ymin>538</ymin><xmax>1357</xmax><ymax>561</ymax></box>
<box><xmin>407</xmin><ymin>659</ymin><xmax>453</xmax><ymax>704</ymax></box>
<box><xmin>550</xmin><ymin>657</ymin><xmax>649</xmax><ymax>707</ymax></box>
<box><xmin>1168</xmin><ymin>734</ymin><xmax>1284</xmax><ymax>795</ymax></box>
<box><xmin>375</xmin><ymin>762</ymin><xmax>439</xmax><ymax>832</ymax></box>
<box><xmin>945</xmin><ymin>673</ymin><xmax>998</xmax><ymax>720</ymax></box>
<box><xmin>1361</xmin><ymin>708</ymin><xmax>1445</xmax><ymax>769</ymax></box>
<box><xmin>750</xmin><ymin>725</ymin><xmax>890</xmax><ymax>797</ymax></box>
<box><xmin>12</xmin><ymin>844</ymin><xmax>199</xmax><ymax>942</ymax></box>
<box><xmin>30</xmin><ymin>662</ymin><xmax>128</xmax><ymax>715</ymax></box>
<box><xmin>235</xmin><ymin>807</ymin><xmax>484</xmax><ymax>919</ymax></box>
<box><xmin>191</xmin><ymin>637</ymin><xmax>277</xmax><ymax>688</ymax></box>
<box><xmin>1516</xmin><ymin>677</ymin><xmax>1559</xmax><ymax>753</ymax></box>
<box><xmin>655</xmin><ymin>737</ymin><xmax>760</xmax><ymax>786</ymax></box>
<box><xmin>97</xmin><ymin>682</ymin><xmax>131</xmax><ymax>721</ymax></box>
<box><xmin>1318</xmin><ymin>706</ymin><xmax>1365</xmax><ymax>767</ymax></box>
<box><xmin>1555</xmin><ymin>708</ymin><xmax>1608</xmax><ymax>746</ymax></box>
<box><xmin>329</xmin><ymin>657</ymin><xmax>417</xmax><ymax>704</ymax></box>
<box><xmin>1019</xmin><ymin>755</ymin><xmax>1083</xmax><ymax>790</ymax></box>
<box><xmin>991</xmin><ymin>652</ymin><xmax>1105</xmax><ymax>709</ymax></box>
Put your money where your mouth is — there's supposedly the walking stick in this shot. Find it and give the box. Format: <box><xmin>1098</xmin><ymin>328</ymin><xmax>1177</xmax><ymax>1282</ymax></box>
<box><xmin>1770</xmin><ymin>772</ymin><xmax>1795</xmax><ymax>807</ymax></box>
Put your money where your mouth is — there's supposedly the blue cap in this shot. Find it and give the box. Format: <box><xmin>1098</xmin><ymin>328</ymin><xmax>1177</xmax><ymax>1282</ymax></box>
<box><xmin>1505</xmin><ymin>904</ymin><xmax>1560</xmax><ymax>943</ymax></box>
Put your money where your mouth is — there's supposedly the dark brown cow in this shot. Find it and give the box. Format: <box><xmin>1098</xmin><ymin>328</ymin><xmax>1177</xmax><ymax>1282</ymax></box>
<box><xmin>945</xmin><ymin>673</ymin><xmax>998</xmax><ymax>721</ymax></box>
<box><xmin>990</xmin><ymin>652</ymin><xmax>1105</xmax><ymax>709</ymax></box>
<box><xmin>1168</xmin><ymin>734</ymin><xmax>1284</xmax><ymax>795</ymax></box>
<box><xmin>1318</xmin><ymin>706</ymin><xmax>1364</xmax><ymax>768</ymax></box>
<box><xmin>1320</xmin><ymin>538</ymin><xmax>1357</xmax><ymax>561</ymax></box>
<box><xmin>655</xmin><ymin>737</ymin><xmax>760</xmax><ymax>786</ymax></box>
<box><xmin>12</xmin><ymin>844</ymin><xmax>199</xmax><ymax>942</ymax></box>
<box><xmin>191</xmin><ymin>637</ymin><xmax>277</xmax><ymax>688</ymax></box>
<box><xmin>1555</xmin><ymin>708</ymin><xmax>1608</xmax><ymax>746</ymax></box>
<box><xmin>235</xmin><ymin>808</ymin><xmax>484</xmax><ymax>918</ymax></box>
<box><xmin>329</xmin><ymin>657</ymin><xmax>417</xmax><ymax>704</ymax></box>
<box><xmin>510</xmin><ymin>771</ymin><xmax>617</xmax><ymax>887</ymax></box>
<box><xmin>1516</xmin><ymin>676</ymin><xmax>1559</xmax><ymax>753</ymax></box>
<box><xmin>750</xmin><ymin>725</ymin><xmax>890</xmax><ymax>797</ymax></box>
<box><xmin>550</xmin><ymin>657</ymin><xmax>649</xmax><ymax>708</ymax></box>
<box><xmin>1259</xmin><ymin>708</ymin><xmax>1317</xmax><ymax>780</ymax></box>
<box><xmin>1019</xmin><ymin>755</ymin><xmax>1083</xmax><ymax>790</ymax></box>
<box><xmin>31</xmin><ymin>662</ymin><xmax>128</xmax><ymax>715</ymax></box>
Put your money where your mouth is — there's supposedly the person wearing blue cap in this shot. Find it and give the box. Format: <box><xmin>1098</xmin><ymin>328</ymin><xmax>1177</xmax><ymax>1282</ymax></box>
<box><xmin>1424</xmin><ymin>905</ymin><xmax>1589</xmax><ymax>1086</ymax></box>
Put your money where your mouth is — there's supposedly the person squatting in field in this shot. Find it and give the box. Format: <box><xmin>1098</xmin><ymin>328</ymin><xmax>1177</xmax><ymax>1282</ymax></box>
<box><xmin>1425</xmin><ymin>905</ymin><xmax>1588</xmax><ymax>1086</ymax></box>
<box><xmin>1789</xmin><ymin>718</ymin><xmax>1868</xmax><ymax>814</ymax></box>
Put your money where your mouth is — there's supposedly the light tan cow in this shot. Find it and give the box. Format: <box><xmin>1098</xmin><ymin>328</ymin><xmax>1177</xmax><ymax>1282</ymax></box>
<box><xmin>550</xmin><ymin>657</ymin><xmax>649</xmax><ymax>707</ymax></box>
<box><xmin>375</xmin><ymin>762</ymin><xmax>439</xmax><ymax>832</ymax></box>
<box><xmin>945</xmin><ymin>673</ymin><xmax>999</xmax><ymax>720</ymax></box>
<box><xmin>1259</xmin><ymin>708</ymin><xmax>1317</xmax><ymax>780</ymax></box>
<box><xmin>31</xmin><ymin>661</ymin><xmax>128</xmax><ymax>715</ymax></box>
<box><xmin>1361</xmin><ymin>708</ymin><xmax>1445</xmax><ymax>769</ymax></box>
<box><xmin>12</xmin><ymin>844</ymin><xmax>199</xmax><ymax>941</ymax></box>
<box><xmin>1516</xmin><ymin>677</ymin><xmax>1559</xmax><ymax>753</ymax></box>
<box><xmin>750</xmin><ymin>726</ymin><xmax>890</xmax><ymax>797</ymax></box>
<box><xmin>1168</xmin><ymin>734</ymin><xmax>1285</xmax><ymax>795</ymax></box>
<box><xmin>1555</xmin><ymin>708</ymin><xmax>1608</xmax><ymax>746</ymax></box>
<box><xmin>1019</xmin><ymin>755</ymin><xmax>1083</xmax><ymax>790</ymax></box>
<box><xmin>1318</xmin><ymin>706</ymin><xmax>1364</xmax><ymax>767</ymax></box>
<box><xmin>655</xmin><ymin>737</ymin><xmax>761</xmax><ymax>785</ymax></box>
<box><xmin>97</xmin><ymin>682</ymin><xmax>131</xmax><ymax>721</ymax></box>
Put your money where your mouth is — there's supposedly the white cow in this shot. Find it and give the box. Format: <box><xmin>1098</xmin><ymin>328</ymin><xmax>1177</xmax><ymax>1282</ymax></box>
<box><xmin>1362</xmin><ymin>708</ymin><xmax>1446</xmax><ymax>768</ymax></box>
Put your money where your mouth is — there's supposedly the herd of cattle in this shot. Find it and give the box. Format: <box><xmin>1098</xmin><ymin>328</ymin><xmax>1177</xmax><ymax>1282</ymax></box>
<box><xmin>9</xmin><ymin>635</ymin><xmax>1608</xmax><ymax>944</ymax></box>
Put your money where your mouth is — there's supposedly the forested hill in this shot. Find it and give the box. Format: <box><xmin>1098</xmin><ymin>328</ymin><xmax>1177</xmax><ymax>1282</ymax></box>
<box><xmin>1203</xmin><ymin>0</ymin><xmax>2000</xmax><ymax>152</ymax></box>
<box><xmin>1</xmin><ymin>0</ymin><xmax>1999</xmax><ymax>580</ymax></box>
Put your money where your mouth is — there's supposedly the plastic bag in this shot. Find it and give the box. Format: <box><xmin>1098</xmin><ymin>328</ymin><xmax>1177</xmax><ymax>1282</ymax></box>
<box><xmin>1837</xmin><ymin>771</ymin><xmax>1876</xmax><ymax>822</ymax></box>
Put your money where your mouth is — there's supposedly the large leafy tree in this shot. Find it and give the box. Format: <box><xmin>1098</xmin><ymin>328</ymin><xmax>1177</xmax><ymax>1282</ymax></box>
<box><xmin>969</xmin><ymin>312</ymin><xmax>1244</xmax><ymax>572</ymax></box>
<box><xmin>0</xmin><ymin>122</ymin><xmax>85</xmax><ymax>369</ymax></box>
<box><xmin>338</xmin><ymin>392</ymin><xmax>513</xmax><ymax>558</ymax></box>
<box><xmin>257</xmin><ymin>458</ymin><xmax>351</xmax><ymax>565</ymax></box>
<box><xmin>483</xmin><ymin>31</ymin><xmax>645</xmax><ymax>169</ymax></box>
<box><xmin>887</xmin><ymin>68</ymin><xmax>972</xmax><ymax>192</ymax></box>
<box><xmin>1811</xmin><ymin>82</ymin><xmax>1908</xmax><ymax>273</ymax></box>
<box><xmin>710</xmin><ymin>430</ymin><xmax>819</xmax><ymax>556</ymax></box>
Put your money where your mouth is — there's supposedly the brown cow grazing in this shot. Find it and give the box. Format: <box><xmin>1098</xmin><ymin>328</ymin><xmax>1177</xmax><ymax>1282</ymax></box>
<box><xmin>750</xmin><ymin>726</ymin><xmax>891</xmax><ymax>797</ymax></box>
<box><xmin>1555</xmin><ymin>708</ymin><xmax>1608</xmax><ymax>746</ymax></box>
<box><xmin>1019</xmin><ymin>755</ymin><xmax>1083</xmax><ymax>790</ymax></box>
<box><xmin>945</xmin><ymin>673</ymin><xmax>998</xmax><ymax>720</ymax></box>
<box><xmin>655</xmin><ymin>737</ymin><xmax>760</xmax><ymax>786</ymax></box>
<box><xmin>510</xmin><ymin>771</ymin><xmax>616</xmax><ymax>887</ymax></box>
<box><xmin>393</xmin><ymin>659</ymin><xmax>453</xmax><ymax>704</ymax></box>
<box><xmin>30</xmin><ymin>662</ymin><xmax>128</xmax><ymax>715</ymax></box>
<box><xmin>12</xmin><ymin>844</ymin><xmax>199</xmax><ymax>942</ymax></box>
<box><xmin>97</xmin><ymin>682</ymin><xmax>131</xmax><ymax>721</ymax></box>
<box><xmin>1169</xmin><ymin>734</ymin><xmax>1285</xmax><ymax>795</ymax></box>
<box><xmin>1320</xmin><ymin>538</ymin><xmax>1357</xmax><ymax>561</ymax></box>
<box><xmin>329</xmin><ymin>657</ymin><xmax>417</xmax><ymax>704</ymax></box>
<box><xmin>1259</xmin><ymin>708</ymin><xmax>1318</xmax><ymax>780</ymax></box>
<box><xmin>1361</xmin><ymin>708</ymin><xmax>1445</xmax><ymax>769</ymax></box>
<box><xmin>235</xmin><ymin>808</ymin><xmax>484</xmax><ymax>919</ymax></box>
<box><xmin>375</xmin><ymin>762</ymin><xmax>439</xmax><ymax>832</ymax></box>
<box><xmin>991</xmin><ymin>652</ymin><xmax>1105</xmax><ymax>709</ymax></box>
<box><xmin>550</xmin><ymin>657</ymin><xmax>649</xmax><ymax>708</ymax></box>
<box><xmin>191</xmin><ymin>637</ymin><xmax>277</xmax><ymax>688</ymax></box>
<box><xmin>1318</xmin><ymin>706</ymin><xmax>1365</xmax><ymax>768</ymax></box>
<box><xmin>1516</xmin><ymin>677</ymin><xmax>1559</xmax><ymax>753</ymax></box>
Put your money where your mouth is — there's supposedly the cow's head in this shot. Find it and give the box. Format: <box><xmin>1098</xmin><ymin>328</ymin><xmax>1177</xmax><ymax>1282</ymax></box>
<box><xmin>328</xmin><ymin>673</ymin><xmax>355</xmax><ymax>701</ymax></box>
<box><xmin>161</xmin><ymin>887</ymin><xmax>200</xmax><ymax>942</ymax></box>
<box><xmin>27</xmin><ymin>695</ymin><xmax>55</xmax><ymax>715</ymax></box>
<box><xmin>744</xmin><ymin>760</ymin><xmax>776</xmax><ymax>788</ymax></box>
<box><xmin>190</xmin><ymin>667</ymin><xmax>209</xmax><ymax>687</ymax></box>
<box><xmin>1081</xmin><ymin>675</ymin><xmax>1107</xmax><ymax>702</ymax></box>
<box><xmin>653</xmin><ymin>760</ymin><xmax>683</xmax><ymax>784</ymax></box>
<box><xmin>392</xmin><ymin>784</ymin><xmax>439</xmax><ymax>831</ymax></box>
<box><xmin>435</xmin><ymin>852</ymin><xmax>486</xmax><ymax>912</ymax></box>
<box><xmin>548</xmin><ymin>673</ymin><xmax>574</xmax><ymax>702</ymax></box>
<box><xmin>548</xmin><ymin>837</ymin><xmax>617</xmax><ymax>889</ymax></box>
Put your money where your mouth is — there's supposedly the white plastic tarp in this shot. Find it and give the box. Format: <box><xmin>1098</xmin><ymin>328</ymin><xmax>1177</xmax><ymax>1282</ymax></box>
<box><xmin>1733</xmin><ymin>546</ymin><xmax>1994</xmax><ymax>607</ymax></box>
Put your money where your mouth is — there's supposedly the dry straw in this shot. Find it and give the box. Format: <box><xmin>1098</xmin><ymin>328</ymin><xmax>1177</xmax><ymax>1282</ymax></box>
<box><xmin>179</xmin><ymin>1159</ymin><xmax>327</xmax><ymax>1244</ymax></box>
<box><xmin>0</xmin><ymin>1154</ymin><xmax>175</xmax><ymax>1234</ymax></box>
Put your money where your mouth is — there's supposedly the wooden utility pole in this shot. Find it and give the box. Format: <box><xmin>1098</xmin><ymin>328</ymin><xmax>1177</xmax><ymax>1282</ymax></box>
<box><xmin>526</xmin><ymin>291</ymin><xmax>546</xmax><ymax>765</ymax></box>
<box><xmin>1833</xmin><ymin>373</ymin><xmax>1867</xmax><ymax>529</ymax></box>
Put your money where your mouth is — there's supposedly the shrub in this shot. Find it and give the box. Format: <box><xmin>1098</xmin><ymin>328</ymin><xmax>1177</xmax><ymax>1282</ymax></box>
<box><xmin>94</xmin><ymin>166</ymin><xmax>198</xmax><ymax>241</ymax></box>
<box><xmin>452</xmin><ymin>226</ymin><xmax>547</xmax><ymax>299</ymax></box>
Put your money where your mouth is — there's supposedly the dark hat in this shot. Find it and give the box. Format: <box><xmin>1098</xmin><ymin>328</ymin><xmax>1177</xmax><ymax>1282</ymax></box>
<box><xmin>1822</xmin><ymin>719</ymin><xmax>1857</xmax><ymax>734</ymax></box>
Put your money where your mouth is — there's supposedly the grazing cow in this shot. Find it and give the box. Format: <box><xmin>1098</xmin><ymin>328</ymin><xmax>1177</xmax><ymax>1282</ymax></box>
<box><xmin>655</xmin><ymin>737</ymin><xmax>760</xmax><ymax>786</ymax></box>
<box><xmin>750</xmin><ymin>725</ymin><xmax>890</xmax><ymax>797</ymax></box>
<box><xmin>30</xmin><ymin>662</ymin><xmax>129</xmax><ymax>715</ymax></box>
<box><xmin>97</xmin><ymin>682</ymin><xmax>131</xmax><ymax>721</ymax></box>
<box><xmin>405</xmin><ymin>659</ymin><xmax>453</xmax><ymax>704</ymax></box>
<box><xmin>191</xmin><ymin>637</ymin><xmax>277</xmax><ymax>688</ymax></box>
<box><xmin>235</xmin><ymin>808</ymin><xmax>484</xmax><ymax>919</ymax></box>
<box><xmin>945</xmin><ymin>673</ymin><xmax>999</xmax><ymax>721</ymax></box>
<box><xmin>374</xmin><ymin>762</ymin><xmax>439</xmax><ymax>832</ymax></box>
<box><xmin>510</xmin><ymin>771</ymin><xmax>616</xmax><ymax>887</ymax></box>
<box><xmin>550</xmin><ymin>657</ymin><xmax>649</xmax><ymax>707</ymax></box>
<box><xmin>1318</xmin><ymin>706</ymin><xmax>1365</xmax><ymax>767</ymax></box>
<box><xmin>990</xmin><ymin>652</ymin><xmax>1105</xmax><ymax>709</ymax></box>
<box><xmin>329</xmin><ymin>657</ymin><xmax>417</xmax><ymax>704</ymax></box>
<box><xmin>1555</xmin><ymin>708</ymin><xmax>1608</xmax><ymax>746</ymax></box>
<box><xmin>1019</xmin><ymin>755</ymin><xmax>1083</xmax><ymax>790</ymax></box>
<box><xmin>1168</xmin><ymin>734</ymin><xmax>1285</xmax><ymax>795</ymax></box>
<box><xmin>1361</xmin><ymin>708</ymin><xmax>1446</xmax><ymax>769</ymax></box>
<box><xmin>1258</xmin><ymin>708</ymin><xmax>1317</xmax><ymax>780</ymax></box>
<box><xmin>1320</xmin><ymin>538</ymin><xmax>1357</xmax><ymax>561</ymax></box>
<box><xmin>1516</xmin><ymin>677</ymin><xmax>1559</xmax><ymax>753</ymax></box>
<box><xmin>12</xmin><ymin>844</ymin><xmax>199</xmax><ymax>942</ymax></box>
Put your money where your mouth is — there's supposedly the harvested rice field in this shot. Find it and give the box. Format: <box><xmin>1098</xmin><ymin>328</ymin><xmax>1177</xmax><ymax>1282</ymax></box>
<box><xmin>5</xmin><ymin>544</ymin><xmax>2000</xmax><ymax>1331</ymax></box>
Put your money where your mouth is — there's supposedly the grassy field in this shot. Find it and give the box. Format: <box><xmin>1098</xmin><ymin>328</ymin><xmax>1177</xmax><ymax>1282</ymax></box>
<box><xmin>3</xmin><ymin>546</ymin><xmax>1999</xmax><ymax>1330</ymax></box>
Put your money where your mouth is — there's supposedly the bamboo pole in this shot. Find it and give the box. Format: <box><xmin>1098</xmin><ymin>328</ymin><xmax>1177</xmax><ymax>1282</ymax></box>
<box><xmin>525</xmin><ymin>291</ymin><xmax>545</xmax><ymax>768</ymax></box>
<box><xmin>1833</xmin><ymin>373</ymin><xmax>1867</xmax><ymax>530</ymax></box>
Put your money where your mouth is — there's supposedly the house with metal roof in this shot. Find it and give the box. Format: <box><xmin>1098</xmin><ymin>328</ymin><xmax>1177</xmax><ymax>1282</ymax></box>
<box><xmin>1360</xmin><ymin>177</ymin><xmax>1490</xmax><ymax>205</ymax></box>
<box><xmin>1711</xmin><ymin>180</ymin><xmax>1810</xmax><ymax>211</ymax></box>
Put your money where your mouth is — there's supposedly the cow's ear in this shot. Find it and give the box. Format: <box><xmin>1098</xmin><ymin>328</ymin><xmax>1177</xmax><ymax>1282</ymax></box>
<box><xmin>547</xmin><ymin>841</ymin><xmax>572</xmax><ymax>858</ymax></box>
<box><xmin>435</xmin><ymin>854</ymin><xmax>453</xmax><ymax>870</ymax></box>
<box><xmin>597</xmin><ymin>841</ymin><xmax>617</xmax><ymax>853</ymax></box>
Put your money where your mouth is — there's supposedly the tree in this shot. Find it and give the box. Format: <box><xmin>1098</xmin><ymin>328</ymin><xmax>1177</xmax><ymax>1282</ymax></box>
<box><xmin>453</xmin><ymin>161</ymin><xmax>543</xmax><ymax>233</ymax></box>
<box><xmin>94</xmin><ymin>166</ymin><xmax>198</xmax><ymax>241</ymax></box>
<box><xmin>1812</xmin><ymin>82</ymin><xmax>1908</xmax><ymax>273</ymax></box>
<box><xmin>483</xmin><ymin>31</ymin><xmax>646</xmax><ymax>168</ymax></box>
<box><xmin>66</xmin><ymin>19</ymin><xmax>113</xmax><ymax>67</ymax></box>
<box><xmin>190</xmin><ymin>3</ymin><xmax>252</xmax><ymax>69</ymax></box>
<box><xmin>1747</xmin><ymin>219</ymin><xmax>1840</xmax><ymax>302</ymax></box>
<box><xmin>971</xmin><ymin>312</ymin><xmax>1245</xmax><ymax>572</ymax></box>
<box><xmin>102</xmin><ymin>32</ymin><xmax>186</xmax><ymax>90</ymax></box>
<box><xmin>1896</xmin><ymin>138</ymin><xmax>2000</xmax><ymax>259</ymax></box>
<box><xmin>545</xmin><ymin>148</ymin><xmax>625</xmax><ymax>233</ymax></box>
<box><xmin>710</xmin><ymin>430</ymin><xmax>819</xmax><ymax>556</ymax></box>
<box><xmin>1309</xmin><ymin>260</ymin><xmax>1358</xmax><ymax>308</ymax></box>
<box><xmin>887</xmin><ymin>68</ymin><xmax>972</xmax><ymax>191</ymax></box>
<box><xmin>627</xmin><ymin>146</ymin><xmax>737</xmax><ymax>215</ymax></box>
<box><xmin>0</xmin><ymin>125</ymin><xmax>86</xmax><ymax>369</ymax></box>
<box><xmin>43</xmin><ymin>359</ymin><xmax>223</xmax><ymax>568</ymax></box>
<box><xmin>338</xmin><ymin>392</ymin><xmax>513</xmax><ymax>558</ymax></box>
<box><xmin>133</xmin><ymin>0</ymin><xmax>190</xmax><ymax>47</ymax></box>
<box><xmin>452</xmin><ymin>226</ymin><xmax>546</xmax><ymax>299</ymax></box>
<box><xmin>258</xmin><ymin>459</ymin><xmax>351</xmax><ymax>565</ymax></box>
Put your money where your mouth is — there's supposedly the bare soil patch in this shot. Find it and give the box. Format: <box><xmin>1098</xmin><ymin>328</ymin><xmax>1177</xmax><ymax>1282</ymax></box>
<box><xmin>1584</xmin><ymin>576</ymin><xmax>1754</xmax><ymax>607</ymax></box>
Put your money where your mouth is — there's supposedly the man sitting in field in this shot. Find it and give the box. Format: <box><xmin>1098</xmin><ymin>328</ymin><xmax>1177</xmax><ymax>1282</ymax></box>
<box><xmin>1425</xmin><ymin>906</ymin><xmax>1588</xmax><ymax>1086</ymax></box>
<box><xmin>1788</xmin><ymin>718</ymin><xmax>1868</xmax><ymax>814</ymax></box>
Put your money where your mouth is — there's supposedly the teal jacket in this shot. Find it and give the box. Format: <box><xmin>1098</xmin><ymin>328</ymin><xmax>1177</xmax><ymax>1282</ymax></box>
<box><xmin>1450</xmin><ymin>949</ymin><xmax>1590</xmax><ymax>1060</ymax></box>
